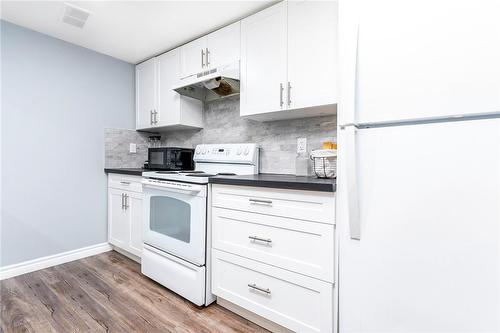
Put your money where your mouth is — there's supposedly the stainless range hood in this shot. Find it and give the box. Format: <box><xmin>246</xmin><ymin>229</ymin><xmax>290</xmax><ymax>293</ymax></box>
<box><xmin>172</xmin><ymin>62</ymin><xmax>240</xmax><ymax>102</ymax></box>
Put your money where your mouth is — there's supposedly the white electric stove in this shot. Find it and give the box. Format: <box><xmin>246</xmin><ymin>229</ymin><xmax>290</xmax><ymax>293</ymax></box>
<box><xmin>141</xmin><ymin>143</ymin><xmax>259</xmax><ymax>306</ymax></box>
<box><xmin>142</xmin><ymin>143</ymin><xmax>259</xmax><ymax>184</ymax></box>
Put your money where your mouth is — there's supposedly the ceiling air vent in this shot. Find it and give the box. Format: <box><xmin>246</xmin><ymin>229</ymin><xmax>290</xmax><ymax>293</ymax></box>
<box><xmin>61</xmin><ymin>3</ymin><xmax>90</xmax><ymax>28</ymax></box>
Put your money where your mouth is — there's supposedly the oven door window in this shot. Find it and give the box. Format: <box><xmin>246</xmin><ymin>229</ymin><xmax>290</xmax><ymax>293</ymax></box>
<box><xmin>150</xmin><ymin>196</ymin><xmax>191</xmax><ymax>243</ymax></box>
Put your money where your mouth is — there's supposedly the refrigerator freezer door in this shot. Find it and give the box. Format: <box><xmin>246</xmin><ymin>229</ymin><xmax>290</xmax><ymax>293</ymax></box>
<box><xmin>344</xmin><ymin>0</ymin><xmax>500</xmax><ymax>125</ymax></box>
<box><xmin>338</xmin><ymin>118</ymin><xmax>500</xmax><ymax>332</ymax></box>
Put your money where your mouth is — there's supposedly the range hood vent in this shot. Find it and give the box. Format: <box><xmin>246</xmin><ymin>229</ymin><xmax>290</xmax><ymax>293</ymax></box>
<box><xmin>173</xmin><ymin>62</ymin><xmax>240</xmax><ymax>102</ymax></box>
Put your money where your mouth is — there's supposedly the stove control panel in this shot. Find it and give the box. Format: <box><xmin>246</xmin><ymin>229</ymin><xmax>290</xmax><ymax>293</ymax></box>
<box><xmin>194</xmin><ymin>143</ymin><xmax>259</xmax><ymax>164</ymax></box>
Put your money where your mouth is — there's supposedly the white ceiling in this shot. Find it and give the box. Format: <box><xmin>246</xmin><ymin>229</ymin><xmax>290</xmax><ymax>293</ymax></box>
<box><xmin>0</xmin><ymin>1</ymin><xmax>276</xmax><ymax>64</ymax></box>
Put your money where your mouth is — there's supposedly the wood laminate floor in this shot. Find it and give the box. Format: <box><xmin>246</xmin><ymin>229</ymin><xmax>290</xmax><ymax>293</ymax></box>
<box><xmin>0</xmin><ymin>251</ymin><xmax>268</xmax><ymax>333</ymax></box>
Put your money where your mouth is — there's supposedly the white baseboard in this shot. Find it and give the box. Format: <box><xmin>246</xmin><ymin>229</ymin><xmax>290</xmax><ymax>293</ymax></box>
<box><xmin>0</xmin><ymin>242</ymin><xmax>113</xmax><ymax>280</ymax></box>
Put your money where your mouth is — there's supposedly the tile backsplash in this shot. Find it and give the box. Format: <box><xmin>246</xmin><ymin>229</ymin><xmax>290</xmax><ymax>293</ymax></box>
<box><xmin>105</xmin><ymin>128</ymin><xmax>149</xmax><ymax>168</ymax></box>
<box><xmin>105</xmin><ymin>96</ymin><xmax>336</xmax><ymax>174</ymax></box>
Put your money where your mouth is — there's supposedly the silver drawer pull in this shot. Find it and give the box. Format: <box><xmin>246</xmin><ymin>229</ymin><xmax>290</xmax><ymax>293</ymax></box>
<box><xmin>248</xmin><ymin>283</ymin><xmax>271</xmax><ymax>295</ymax></box>
<box><xmin>249</xmin><ymin>198</ymin><xmax>272</xmax><ymax>205</ymax></box>
<box><xmin>249</xmin><ymin>236</ymin><xmax>272</xmax><ymax>244</ymax></box>
<box><xmin>120</xmin><ymin>181</ymin><xmax>130</xmax><ymax>185</ymax></box>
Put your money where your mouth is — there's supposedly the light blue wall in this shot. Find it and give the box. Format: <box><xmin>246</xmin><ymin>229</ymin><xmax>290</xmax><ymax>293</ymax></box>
<box><xmin>0</xmin><ymin>21</ymin><xmax>135</xmax><ymax>266</ymax></box>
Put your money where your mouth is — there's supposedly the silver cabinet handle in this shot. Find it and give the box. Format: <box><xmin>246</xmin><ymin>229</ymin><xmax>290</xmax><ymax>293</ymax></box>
<box><xmin>150</xmin><ymin>110</ymin><xmax>153</xmax><ymax>125</ymax></box>
<box><xmin>201</xmin><ymin>49</ymin><xmax>205</xmax><ymax>68</ymax></box>
<box><xmin>249</xmin><ymin>236</ymin><xmax>272</xmax><ymax>244</ymax></box>
<box><xmin>287</xmin><ymin>82</ymin><xmax>292</xmax><ymax>106</ymax></box>
<box><xmin>248</xmin><ymin>283</ymin><xmax>271</xmax><ymax>295</ymax></box>
<box><xmin>120</xmin><ymin>181</ymin><xmax>130</xmax><ymax>185</ymax></box>
<box><xmin>124</xmin><ymin>194</ymin><xmax>129</xmax><ymax>209</ymax></box>
<box><xmin>249</xmin><ymin>198</ymin><xmax>273</xmax><ymax>205</ymax></box>
<box><xmin>153</xmin><ymin>110</ymin><xmax>158</xmax><ymax>124</ymax></box>
<box><xmin>279</xmin><ymin>83</ymin><xmax>284</xmax><ymax>108</ymax></box>
<box><xmin>206</xmin><ymin>47</ymin><xmax>210</xmax><ymax>67</ymax></box>
<box><xmin>121</xmin><ymin>193</ymin><xmax>125</xmax><ymax>209</ymax></box>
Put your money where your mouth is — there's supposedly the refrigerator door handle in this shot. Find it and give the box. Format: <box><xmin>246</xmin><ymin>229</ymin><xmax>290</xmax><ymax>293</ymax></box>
<box><xmin>344</xmin><ymin>125</ymin><xmax>361</xmax><ymax>240</ymax></box>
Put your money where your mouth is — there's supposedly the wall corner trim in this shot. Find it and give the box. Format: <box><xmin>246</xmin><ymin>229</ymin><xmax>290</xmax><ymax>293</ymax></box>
<box><xmin>0</xmin><ymin>243</ymin><xmax>113</xmax><ymax>280</ymax></box>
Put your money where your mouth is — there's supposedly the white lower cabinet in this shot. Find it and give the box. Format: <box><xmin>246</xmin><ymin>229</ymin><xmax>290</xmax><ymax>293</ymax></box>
<box><xmin>108</xmin><ymin>188</ymin><xmax>130</xmax><ymax>250</ymax></box>
<box><xmin>212</xmin><ymin>207</ymin><xmax>335</xmax><ymax>282</ymax></box>
<box><xmin>108</xmin><ymin>174</ymin><xmax>143</xmax><ymax>258</ymax></box>
<box><xmin>212</xmin><ymin>250</ymin><xmax>333</xmax><ymax>333</ymax></box>
<box><xmin>211</xmin><ymin>184</ymin><xmax>336</xmax><ymax>332</ymax></box>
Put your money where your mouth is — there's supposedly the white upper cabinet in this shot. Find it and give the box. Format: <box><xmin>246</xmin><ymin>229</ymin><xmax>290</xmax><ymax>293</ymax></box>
<box><xmin>240</xmin><ymin>2</ymin><xmax>288</xmax><ymax>117</ymax></box>
<box><xmin>157</xmin><ymin>50</ymin><xmax>181</xmax><ymax>126</ymax></box>
<box><xmin>179</xmin><ymin>37</ymin><xmax>207</xmax><ymax>79</ymax></box>
<box><xmin>206</xmin><ymin>21</ymin><xmax>240</xmax><ymax>69</ymax></box>
<box><xmin>287</xmin><ymin>0</ymin><xmax>337</xmax><ymax>110</ymax></box>
<box><xmin>157</xmin><ymin>49</ymin><xmax>203</xmax><ymax>129</ymax></box>
<box><xmin>180</xmin><ymin>22</ymin><xmax>241</xmax><ymax>79</ymax></box>
<box><xmin>136</xmin><ymin>50</ymin><xmax>203</xmax><ymax>131</ymax></box>
<box><xmin>240</xmin><ymin>0</ymin><xmax>338</xmax><ymax>121</ymax></box>
<box><xmin>136</xmin><ymin>58</ymin><xmax>157</xmax><ymax>129</ymax></box>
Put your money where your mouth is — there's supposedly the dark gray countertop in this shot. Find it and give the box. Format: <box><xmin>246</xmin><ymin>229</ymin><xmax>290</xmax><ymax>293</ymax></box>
<box><xmin>104</xmin><ymin>169</ymin><xmax>336</xmax><ymax>192</ymax></box>
<box><xmin>104</xmin><ymin>168</ymin><xmax>144</xmax><ymax>176</ymax></box>
<box><xmin>209</xmin><ymin>173</ymin><xmax>336</xmax><ymax>192</ymax></box>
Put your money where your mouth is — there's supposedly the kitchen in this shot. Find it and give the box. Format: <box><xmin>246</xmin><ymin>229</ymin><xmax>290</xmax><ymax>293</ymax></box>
<box><xmin>1</xmin><ymin>1</ymin><xmax>499</xmax><ymax>333</ymax></box>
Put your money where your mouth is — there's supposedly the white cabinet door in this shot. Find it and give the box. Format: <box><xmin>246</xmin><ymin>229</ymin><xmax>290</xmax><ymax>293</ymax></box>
<box><xmin>157</xmin><ymin>49</ymin><xmax>181</xmax><ymax>126</ymax></box>
<box><xmin>180</xmin><ymin>37</ymin><xmax>207</xmax><ymax>79</ymax></box>
<box><xmin>206</xmin><ymin>21</ymin><xmax>240</xmax><ymax>69</ymax></box>
<box><xmin>240</xmin><ymin>2</ymin><xmax>287</xmax><ymax>117</ymax></box>
<box><xmin>108</xmin><ymin>189</ymin><xmax>129</xmax><ymax>249</ymax></box>
<box><xmin>287</xmin><ymin>0</ymin><xmax>337</xmax><ymax>110</ymax></box>
<box><xmin>136</xmin><ymin>58</ymin><xmax>157</xmax><ymax>129</ymax></box>
<box><xmin>128</xmin><ymin>191</ymin><xmax>143</xmax><ymax>257</ymax></box>
<box><xmin>353</xmin><ymin>0</ymin><xmax>500</xmax><ymax>124</ymax></box>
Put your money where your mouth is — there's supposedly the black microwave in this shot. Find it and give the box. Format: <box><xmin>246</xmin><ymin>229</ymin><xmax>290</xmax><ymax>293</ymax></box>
<box><xmin>147</xmin><ymin>147</ymin><xmax>194</xmax><ymax>171</ymax></box>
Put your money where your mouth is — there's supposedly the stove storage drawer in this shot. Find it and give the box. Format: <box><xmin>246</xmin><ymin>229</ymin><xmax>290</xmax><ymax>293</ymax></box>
<box><xmin>212</xmin><ymin>249</ymin><xmax>334</xmax><ymax>333</ymax></box>
<box><xmin>211</xmin><ymin>184</ymin><xmax>335</xmax><ymax>224</ymax></box>
<box><xmin>212</xmin><ymin>207</ymin><xmax>334</xmax><ymax>282</ymax></box>
<box><xmin>108</xmin><ymin>173</ymin><xmax>143</xmax><ymax>193</ymax></box>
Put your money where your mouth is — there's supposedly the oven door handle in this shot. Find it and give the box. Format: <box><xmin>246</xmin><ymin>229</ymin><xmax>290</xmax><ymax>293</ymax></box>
<box><xmin>142</xmin><ymin>182</ymin><xmax>204</xmax><ymax>194</ymax></box>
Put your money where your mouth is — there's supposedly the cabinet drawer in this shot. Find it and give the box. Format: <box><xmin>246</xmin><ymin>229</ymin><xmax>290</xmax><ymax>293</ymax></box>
<box><xmin>212</xmin><ymin>249</ymin><xmax>333</xmax><ymax>333</ymax></box>
<box><xmin>212</xmin><ymin>207</ymin><xmax>334</xmax><ymax>282</ymax></box>
<box><xmin>108</xmin><ymin>173</ymin><xmax>143</xmax><ymax>193</ymax></box>
<box><xmin>212</xmin><ymin>184</ymin><xmax>335</xmax><ymax>224</ymax></box>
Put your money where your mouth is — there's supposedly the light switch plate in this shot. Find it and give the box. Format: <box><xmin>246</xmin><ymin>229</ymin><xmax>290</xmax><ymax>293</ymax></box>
<box><xmin>129</xmin><ymin>143</ymin><xmax>137</xmax><ymax>153</ymax></box>
<box><xmin>297</xmin><ymin>138</ymin><xmax>307</xmax><ymax>154</ymax></box>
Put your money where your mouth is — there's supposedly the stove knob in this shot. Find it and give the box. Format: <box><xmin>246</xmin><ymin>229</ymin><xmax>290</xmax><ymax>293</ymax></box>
<box><xmin>201</xmin><ymin>148</ymin><xmax>206</xmax><ymax>155</ymax></box>
<box><xmin>243</xmin><ymin>146</ymin><xmax>250</xmax><ymax>155</ymax></box>
<box><xmin>195</xmin><ymin>148</ymin><xmax>200</xmax><ymax>155</ymax></box>
<box><xmin>236</xmin><ymin>147</ymin><xmax>242</xmax><ymax>155</ymax></box>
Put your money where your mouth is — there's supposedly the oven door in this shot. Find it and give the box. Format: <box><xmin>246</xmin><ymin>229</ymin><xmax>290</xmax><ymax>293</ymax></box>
<box><xmin>142</xmin><ymin>180</ymin><xmax>207</xmax><ymax>266</ymax></box>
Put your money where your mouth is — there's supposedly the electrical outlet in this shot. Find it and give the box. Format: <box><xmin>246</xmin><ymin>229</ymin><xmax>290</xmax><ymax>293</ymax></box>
<box><xmin>297</xmin><ymin>138</ymin><xmax>307</xmax><ymax>154</ymax></box>
<box><xmin>129</xmin><ymin>143</ymin><xmax>137</xmax><ymax>154</ymax></box>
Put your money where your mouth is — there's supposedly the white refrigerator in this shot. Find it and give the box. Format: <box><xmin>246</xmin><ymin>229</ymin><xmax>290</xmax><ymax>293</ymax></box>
<box><xmin>337</xmin><ymin>0</ymin><xmax>500</xmax><ymax>332</ymax></box>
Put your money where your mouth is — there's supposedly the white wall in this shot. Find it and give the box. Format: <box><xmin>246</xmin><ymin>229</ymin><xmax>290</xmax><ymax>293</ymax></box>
<box><xmin>0</xmin><ymin>20</ymin><xmax>135</xmax><ymax>266</ymax></box>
